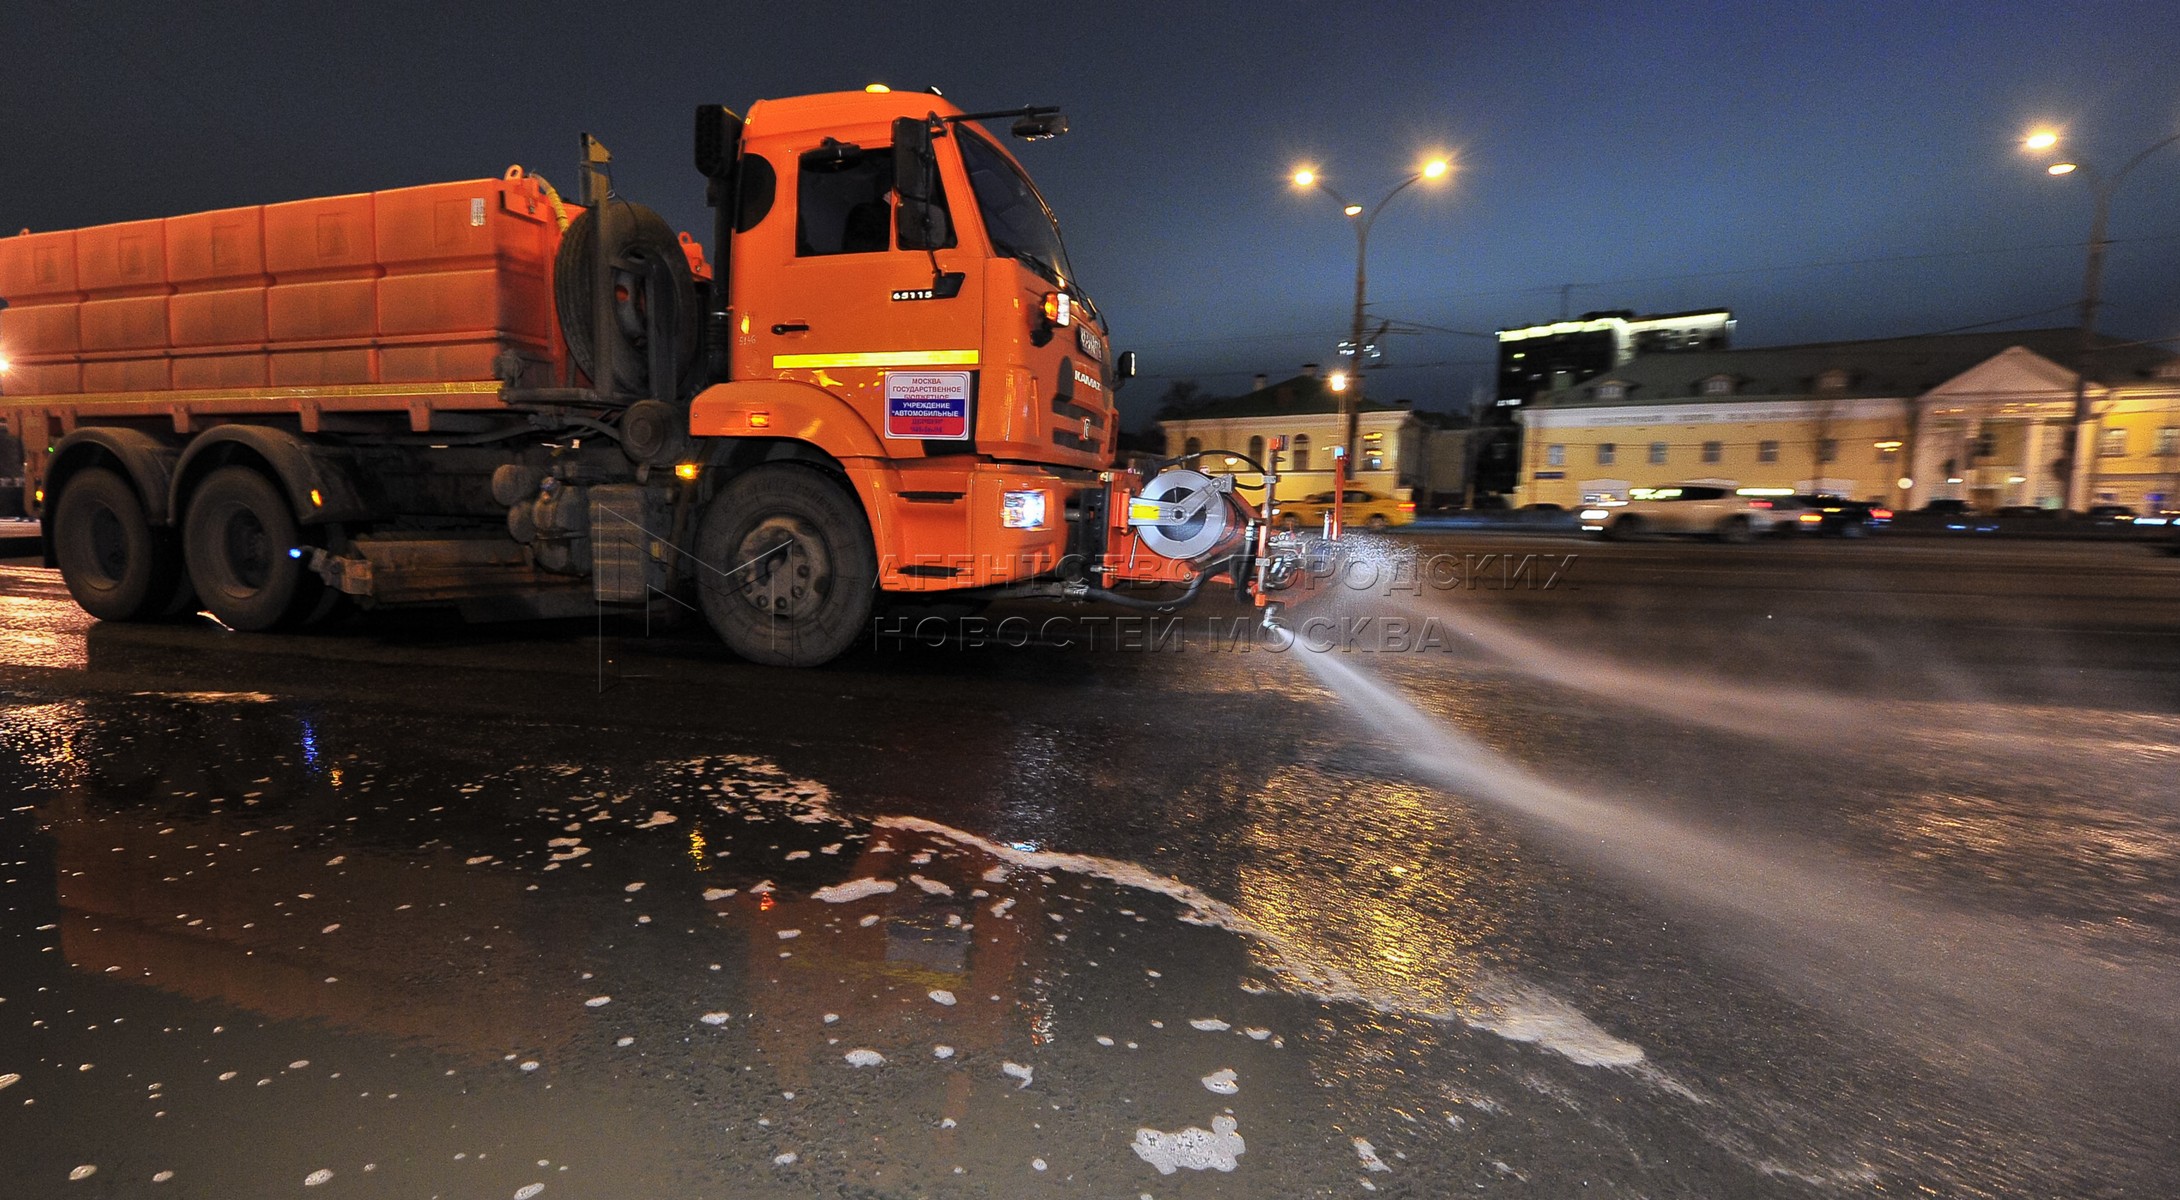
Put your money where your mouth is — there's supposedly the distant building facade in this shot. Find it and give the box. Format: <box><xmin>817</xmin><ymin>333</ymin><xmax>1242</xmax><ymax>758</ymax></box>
<box><xmin>1515</xmin><ymin>328</ymin><xmax>2180</xmax><ymax>512</ymax></box>
<box><xmin>1155</xmin><ymin>372</ymin><xmax>1438</xmax><ymax>505</ymax></box>
<box><xmin>1495</xmin><ymin>309</ymin><xmax>1735</xmax><ymax>417</ymax></box>
<box><xmin>1473</xmin><ymin>308</ymin><xmax>1733</xmax><ymax>497</ymax></box>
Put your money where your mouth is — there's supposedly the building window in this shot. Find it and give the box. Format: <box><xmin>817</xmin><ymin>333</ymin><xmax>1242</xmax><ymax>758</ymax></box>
<box><xmin>1291</xmin><ymin>434</ymin><xmax>1310</xmax><ymax>471</ymax></box>
<box><xmin>2100</xmin><ymin>428</ymin><xmax>2127</xmax><ymax>457</ymax></box>
<box><xmin>1816</xmin><ymin>368</ymin><xmax>1851</xmax><ymax>392</ymax></box>
<box><xmin>1702</xmin><ymin>376</ymin><xmax>1734</xmax><ymax>396</ymax></box>
<box><xmin>1817</xmin><ymin>438</ymin><xmax>1837</xmax><ymax>463</ymax></box>
<box><xmin>1971</xmin><ymin>430</ymin><xmax>1997</xmax><ymax>458</ymax></box>
<box><xmin>1183</xmin><ymin>436</ymin><xmax>1203</xmax><ymax>456</ymax></box>
<box><xmin>1597</xmin><ymin>442</ymin><xmax>1617</xmax><ymax>465</ymax></box>
<box><xmin>1247</xmin><ymin>435</ymin><xmax>1265</xmax><ymax>464</ymax></box>
<box><xmin>2156</xmin><ymin>427</ymin><xmax>2178</xmax><ymax>457</ymax></box>
<box><xmin>1758</xmin><ymin>440</ymin><xmax>1779</xmax><ymax>463</ymax></box>
<box><xmin>1546</xmin><ymin>444</ymin><xmax>1565</xmax><ymax>467</ymax></box>
<box><xmin>1701</xmin><ymin>440</ymin><xmax>1722</xmax><ymax>464</ymax></box>
<box><xmin>1648</xmin><ymin>441</ymin><xmax>1668</xmax><ymax>465</ymax></box>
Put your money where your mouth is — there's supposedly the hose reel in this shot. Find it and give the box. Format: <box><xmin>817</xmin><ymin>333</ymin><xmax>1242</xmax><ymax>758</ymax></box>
<box><xmin>1128</xmin><ymin>468</ymin><xmax>1249</xmax><ymax>560</ymax></box>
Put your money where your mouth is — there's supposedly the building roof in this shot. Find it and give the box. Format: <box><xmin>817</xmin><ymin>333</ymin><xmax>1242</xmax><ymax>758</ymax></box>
<box><xmin>1158</xmin><ymin>373</ymin><xmax>1406</xmax><ymax>420</ymax></box>
<box><xmin>1536</xmin><ymin>328</ymin><xmax>2177</xmax><ymax>408</ymax></box>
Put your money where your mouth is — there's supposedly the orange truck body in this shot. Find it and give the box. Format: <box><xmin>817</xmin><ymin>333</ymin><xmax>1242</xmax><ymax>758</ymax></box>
<box><xmin>0</xmin><ymin>89</ymin><xmax>1258</xmax><ymax>664</ymax></box>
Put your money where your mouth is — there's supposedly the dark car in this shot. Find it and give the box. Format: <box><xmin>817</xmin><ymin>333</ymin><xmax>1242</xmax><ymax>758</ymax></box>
<box><xmin>1994</xmin><ymin>504</ymin><xmax>2058</xmax><ymax>519</ymax></box>
<box><xmin>1792</xmin><ymin>494</ymin><xmax>1892</xmax><ymax>537</ymax></box>
<box><xmin>2084</xmin><ymin>504</ymin><xmax>2138</xmax><ymax>528</ymax></box>
<box><xmin>1917</xmin><ymin>498</ymin><xmax>1973</xmax><ymax>515</ymax></box>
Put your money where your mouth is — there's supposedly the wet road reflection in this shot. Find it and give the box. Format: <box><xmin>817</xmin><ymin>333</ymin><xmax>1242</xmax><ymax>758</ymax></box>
<box><xmin>3</xmin><ymin>547</ymin><xmax>2178</xmax><ymax>1197</ymax></box>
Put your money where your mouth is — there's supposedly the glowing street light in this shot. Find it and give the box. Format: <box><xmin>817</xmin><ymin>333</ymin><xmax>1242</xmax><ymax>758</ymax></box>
<box><xmin>2022</xmin><ymin>124</ymin><xmax>2180</xmax><ymax>508</ymax></box>
<box><xmin>1287</xmin><ymin>155</ymin><xmax>1454</xmax><ymax>466</ymax></box>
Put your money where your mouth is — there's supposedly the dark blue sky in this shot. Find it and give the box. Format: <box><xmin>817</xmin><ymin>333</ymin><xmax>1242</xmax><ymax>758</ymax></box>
<box><xmin>4</xmin><ymin>1</ymin><xmax>2177</xmax><ymax>426</ymax></box>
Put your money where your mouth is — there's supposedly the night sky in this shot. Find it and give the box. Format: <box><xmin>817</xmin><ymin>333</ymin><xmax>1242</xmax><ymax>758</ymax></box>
<box><xmin>5</xmin><ymin>1</ymin><xmax>2177</xmax><ymax>426</ymax></box>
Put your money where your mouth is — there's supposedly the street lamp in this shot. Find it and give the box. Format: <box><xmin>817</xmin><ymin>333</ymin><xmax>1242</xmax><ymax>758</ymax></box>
<box><xmin>2022</xmin><ymin>126</ymin><xmax>2180</xmax><ymax>509</ymax></box>
<box><xmin>1290</xmin><ymin>157</ymin><xmax>1452</xmax><ymax>467</ymax></box>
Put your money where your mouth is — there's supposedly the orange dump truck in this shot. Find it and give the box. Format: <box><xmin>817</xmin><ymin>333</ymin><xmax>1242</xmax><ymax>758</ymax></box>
<box><xmin>0</xmin><ymin>89</ymin><xmax>1294</xmax><ymax>664</ymax></box>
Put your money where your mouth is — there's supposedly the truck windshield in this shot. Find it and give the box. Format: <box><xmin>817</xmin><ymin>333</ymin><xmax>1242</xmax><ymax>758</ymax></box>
<box><xmin>959</xmin><ymin>128</ymin><xmax>1076</xmax><ymax>290</ymax></box>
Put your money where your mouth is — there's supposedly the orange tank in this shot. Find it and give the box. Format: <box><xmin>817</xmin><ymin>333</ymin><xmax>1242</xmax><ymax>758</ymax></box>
<box><xmin>0</xmin><ymin>169</ymin><xmax>576</xmax><ymax>396</ymax></box>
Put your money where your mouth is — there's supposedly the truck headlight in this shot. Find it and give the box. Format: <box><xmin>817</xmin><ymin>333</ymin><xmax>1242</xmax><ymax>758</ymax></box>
<box><xmin>1002</xmin><ymin>490</ymin><xmax>1048</xmax><ymax>530</ymax></box>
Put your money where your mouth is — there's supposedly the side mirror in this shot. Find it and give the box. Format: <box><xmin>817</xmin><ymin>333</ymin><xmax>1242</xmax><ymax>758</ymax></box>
<box><xmin>892</xmin><ymin>116</ymin><xmax>947</xmax><ymax>251</ymax></box>
<box><xmin>1116</xmin><ymin>351</ymin><xmax>1138</xmax><ymax>384</ymax></box>
<box><xmin>1011</xmin><ymin>110</ymin><xmax>1069</xmax><ymax>141</ymax></box>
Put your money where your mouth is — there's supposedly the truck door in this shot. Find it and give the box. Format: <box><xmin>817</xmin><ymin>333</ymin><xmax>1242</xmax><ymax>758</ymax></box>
<box><xmin>739</xmin><ymin>139</ymin><xmax>982</xmax><ymax>455</ymax></box>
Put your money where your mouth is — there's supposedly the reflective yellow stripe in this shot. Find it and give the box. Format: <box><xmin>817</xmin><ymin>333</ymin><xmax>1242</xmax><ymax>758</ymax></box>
<box><xmin>3</xmin><ymin>381</ymin><xmax>504</xmax><ymax>407</ymax></box>
<box><xmin>771</xmin><ymin>350</ymin><xmax>981</xmax><ymax>370</ymax></box>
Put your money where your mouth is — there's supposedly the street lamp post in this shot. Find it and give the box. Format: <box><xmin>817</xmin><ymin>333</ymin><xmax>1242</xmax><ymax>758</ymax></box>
<box><xmin>1291</xmin><ymin>159</ymin><xmax>1449</xmax><ymax>468</ymax></box>
<box><xmin>2024</xmin><ymin>128</ymin><xmax>2180</xmax><ymax>510</ymax></box>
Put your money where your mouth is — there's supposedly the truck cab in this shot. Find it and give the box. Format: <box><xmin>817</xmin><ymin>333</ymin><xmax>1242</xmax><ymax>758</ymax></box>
<box><xmin>682</xmin><ymin>90</ymin><xmax>1138</xmax><ymax>660</ymax></box>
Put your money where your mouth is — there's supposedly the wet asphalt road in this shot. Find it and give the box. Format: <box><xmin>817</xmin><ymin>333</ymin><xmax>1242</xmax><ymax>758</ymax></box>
<box><xmin>3</xmin><ymin>535</ymin><xmax>2178</xmax><ymax>1198</ymax></box>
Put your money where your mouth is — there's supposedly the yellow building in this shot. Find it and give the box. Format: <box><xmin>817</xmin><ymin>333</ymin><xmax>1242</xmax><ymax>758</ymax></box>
<box><xmin>1516</xmin><ymin>329</ymin><xmax>2180</xmax><ymax>512</ymax></box>
<box><xmin>1156</xmin><ymin>372</ymin><xmax>1431</xmax><ymax>506</ymax></box>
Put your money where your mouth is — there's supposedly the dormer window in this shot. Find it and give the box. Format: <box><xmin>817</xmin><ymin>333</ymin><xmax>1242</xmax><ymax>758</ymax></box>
<box><xmin>1816</xmin><ymin>368</ymin><xmax>1852</xmax><ymax>392</ymax></box>
<box><xmin>1701</xmin><ymin>375</ymin><xmax>1735</xmax><ymax>396</ymax></box>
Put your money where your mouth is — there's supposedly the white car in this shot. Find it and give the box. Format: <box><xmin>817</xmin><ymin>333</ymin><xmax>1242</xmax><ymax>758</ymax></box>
<box><xmin>1579</xmin><ymin>484</ymin><xmax>1798</xmax><ymax>541</ymax></box>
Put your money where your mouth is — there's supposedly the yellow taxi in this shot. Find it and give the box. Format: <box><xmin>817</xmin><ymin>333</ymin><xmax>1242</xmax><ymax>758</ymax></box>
<box><xmin>1272</xmin><ymin>488</ymin><xmax>1416</xmax><ymax>532</ymax></box>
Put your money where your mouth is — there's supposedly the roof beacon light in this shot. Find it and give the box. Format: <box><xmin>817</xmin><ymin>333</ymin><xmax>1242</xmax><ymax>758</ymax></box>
<box><xmin>1043</xmin><ymin>292</ymin><xmax>1072</xmax><ymax>327</ymax></box>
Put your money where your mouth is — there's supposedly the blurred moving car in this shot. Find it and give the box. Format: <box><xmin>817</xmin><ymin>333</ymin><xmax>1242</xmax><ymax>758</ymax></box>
<box><xmin>1794</xmin><ymin>494</ymin><xmax>1893</xmax><ymax>536</ymax></box>
<box><xmin>1994</xmin><ymin>504</ymin><xmax>2058</xmax><ymax>519</ymax></box>
<box><xmin>2085</xmin><ymin>504</ymin><xmax>2138</xmax><ymax>527</ymax></box>
<box><xmin>1578</xmin><ymin>484</ymin><xmax>1795</xmax><ymax>541</ymax></box>
<box><xmin>1272</xmin><ymin>488</ymin><xmax>1416</xmax><ymax>531</ymax></box>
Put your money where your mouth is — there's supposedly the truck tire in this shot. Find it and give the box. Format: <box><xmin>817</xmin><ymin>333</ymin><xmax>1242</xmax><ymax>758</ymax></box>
<box><xmin>555</xmin><ymin>204</ymin><xmax>699</xmax><ymax>399</ymax></box>
<box><xmin>183</xmin><ymin>466</ymin><xmax>324</xmax><ymax>631</ymax></box>
<box><xmin>694</xmin><ymin>464</ymin><xmax>876</xmax><ymax>666</ymax></box>
<box><xmin>53</xmin><ymin>467</ymin><xmax>191</xmax><ymax>621</ymax></box>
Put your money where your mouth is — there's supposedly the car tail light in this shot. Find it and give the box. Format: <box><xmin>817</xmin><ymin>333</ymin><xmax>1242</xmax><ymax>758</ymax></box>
<box><xmin>1400</xmin><ymin>502</ymin><xmax>1415</xmax><ymax>512</ymax></box>
<box><xmin>1748</xmin><ymin>500</ymin><xmax>1773</xmax><ymax>509</ymax></box>
<box><xmin>1872</xmin><ymin>508</ymin><xmax>1893</xmax><ymax>520</ymax></box>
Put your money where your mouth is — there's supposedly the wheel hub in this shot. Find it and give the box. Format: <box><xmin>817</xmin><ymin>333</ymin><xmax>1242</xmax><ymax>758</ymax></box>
<box><xmin>733</xmin><ymin>516</ymin><xmax>831</xmax><ymax>619</ymax></box>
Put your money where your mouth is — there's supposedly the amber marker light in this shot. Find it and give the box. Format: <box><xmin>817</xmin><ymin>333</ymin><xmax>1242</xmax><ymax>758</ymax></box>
<box><xmin>747</xmin><ymin>411</ymin><xmax>771</xmax><ymax>428</ymax></box>
<box><xmin>674</xmin><ymin>463</ymin><xmax>701</xmax><ymax>481</ymax></box>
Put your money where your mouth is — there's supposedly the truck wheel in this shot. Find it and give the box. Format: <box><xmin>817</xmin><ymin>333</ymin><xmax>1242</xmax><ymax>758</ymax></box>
<box><xmin>694</xmin><ymin>465</ymin><xmax>876</xmax><ymax>667</ymax></box>
<box><xmin>53</xmin><ymin>467</ymin><xmax>189</xmax><ymax>621</ymax></box>
<box><xmin>184</xmin><ymin>467</ymin><xmax>323</xmax><ymax>631</ymax></box>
